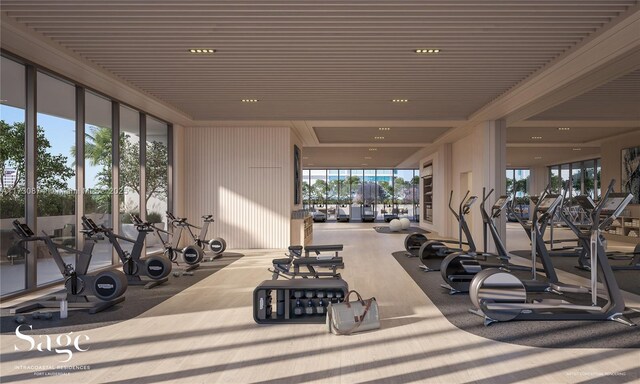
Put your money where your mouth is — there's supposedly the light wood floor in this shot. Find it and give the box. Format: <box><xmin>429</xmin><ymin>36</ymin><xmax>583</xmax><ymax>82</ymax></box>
<box><xmin>1</xmin><ymin>222</ymin><xmax>639</xmax><ymax>384</ymax></box>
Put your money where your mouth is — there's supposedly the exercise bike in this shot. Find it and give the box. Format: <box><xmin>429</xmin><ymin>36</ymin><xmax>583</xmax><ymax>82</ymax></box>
<box><xmin>82</xmin><ymin>216</ymin><xmax>172</xmax><ymax>289</ymax></box>
<box><xmin>469</xmin><ymin>180</ymin><xmax>637</xmax><ymax>327</ymax></box>
<box><xmin>166</xmin><ymin>212</ymin><xmax>227</xmax><ymax>260</ymax></box>
<box><xmin>10</xmin><ymin>220</ymin><xmax>128</xmax><ymax>314</ymax></box>
<box><xmin>133</xmin><ymin>214</ymin><xmax>204</xmax><ymax>272</ymax></box>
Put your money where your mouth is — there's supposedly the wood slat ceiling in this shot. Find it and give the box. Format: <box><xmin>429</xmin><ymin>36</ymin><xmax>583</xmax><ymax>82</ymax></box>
<box><xmin>528</xmin><ymin>69</ymin><xmax>640</xmax><ymax>120</ymax></box>
<box><xmin>2</xmin><ymin>0</ymin><xmax>636</xmax><ymax>120</ymax></box>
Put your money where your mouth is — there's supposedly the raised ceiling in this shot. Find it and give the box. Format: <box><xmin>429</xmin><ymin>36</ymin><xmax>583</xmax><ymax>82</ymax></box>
<box><xmin>506</xmin><ymin>126</ymin><xmax>638</xmax><ymax>144</ymax></box>
<box><xmin>314</xmin><ymin>126</ymin><xmax>451</xmax><ymax>144</ymax></box>
<box><xmin>303</xmin><ymin>147</ymin><xmax>423</xmax><ymax>168</ymax></box>
<box><xmin>2</xmin><ymin>1</ymin><xmax>638</xmax><ymax>169</ymax></box>
<box><xmin>1</xmin><ymin>0</ymin><xmax>636</xmax><ymax>121</ymax></box>
<box><xmin>528</xmin><ymin>69</ymin><xmax>640</xmax><ymax>120</ymax></box>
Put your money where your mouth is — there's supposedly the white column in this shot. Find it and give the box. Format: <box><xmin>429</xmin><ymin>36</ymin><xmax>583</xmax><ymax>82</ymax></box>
<box><xmin>481</xmin><ymin>120</ymin><xmax>507</xmax><ymax>253</ymax></box>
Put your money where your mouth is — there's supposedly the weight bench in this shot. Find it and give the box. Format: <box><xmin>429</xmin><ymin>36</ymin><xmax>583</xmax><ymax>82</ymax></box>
<box><xmin>304</xmin><ymin>244</ymin><xmax>343</xmax><ymax>258</ymax></box>
<box><xmin>270</xmin><ymin>244</ymin><xmax>344</xmax><ymax>279</ymax></box>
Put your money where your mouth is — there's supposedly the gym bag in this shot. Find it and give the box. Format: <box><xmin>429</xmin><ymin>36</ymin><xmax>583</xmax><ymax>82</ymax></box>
<box><xmin>327</xmin><ymin>290</ymin><xmax>380</xmax><ymax>335</ymax></box>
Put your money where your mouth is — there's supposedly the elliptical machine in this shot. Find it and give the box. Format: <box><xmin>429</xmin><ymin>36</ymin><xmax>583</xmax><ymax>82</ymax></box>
<box><xmin>403</xmin><ymin>190</ymin><xmax>474</xmax><ymax>256</ymax></box>
<box><xmin>134</xmin><ymin>214</ymin><xmax>204</xmax><ymax>272</ymax></box>
<box><xmin>166</xmin><ymin>212</ymin><xmax>226</xmax><ymax>259</ymax></box>
<box><xmin>469</xmin><ymin>180</ymin><xmax>637</xmax><ymax>327</ymax></box>
<box><xmin>439</xmin><ymin>189</ymin><xmax>544</xmax><ymax>294</ymax></box>
<box><xmin>10</xmin><ymin>220</ymin><xmax>128</xmax><ymax>314</ymax></box>
<box><xmin>417</xmin><ymin>191</ymin><xmax>478</xmax><ymax>272</ymax></box>
<box><xmin>82</xmin><ymin>216</ymin><xmax>172</xmax><ymax>289</ymax></box>
<box><xmin>564</xmin><ymin>195</ymin><xmax>640</xmax><ymax>271</ymax></box>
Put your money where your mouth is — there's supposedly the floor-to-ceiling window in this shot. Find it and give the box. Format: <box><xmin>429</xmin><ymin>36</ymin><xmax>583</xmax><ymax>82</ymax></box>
<box><xmin>394</xmin><ymin>169</ymin><xmax>415</xmax><ymax>218</ymax></box>
<box><xmin>145</xmin><ymin>117</ymin><xmax>169</xmax><ymax>254</ymax></box>
<box><xmin>548</xmin><ymin>159</ymin><xmax>601</xmax><ymax>199</ymax></box>
<box><xmin>303</xmin><ymin>168</ymin><xmax>419</xmax><ymax>222</ymax></box>
<box><xmin>350</xmin><ymin>169</ymin><xmax>363</xmax><ymax>218</ymax></box>
<box><xmin>0</xmin><ymin>57</ymin><xmax>27</xmax><ymax>295</ymax></box>
<box><xmin>36</xmin><ymin>72</ymin><xmax>77</xmax><ymax>287</ymax></box>
<box><xmin>84</xmin><ymin>91</ymin><xmax>113</xmax><ymax>271</ymax></box>
<box><xmin>0</xmin><ymin>53</ymin><xmax>175</xmax><ymax>298</ymax></box>
<box><xmin>302</xmin><ymin>169</ymin><xmax>310</xmax><ymax>210</ymax></box>
<box><xmin>327</xmin><ymin>169</ymin><xmax>339</xmax><ymax>221</ymax></box>
<box><xmin>376</xmin><ymin>170</ymin><xmax>393</xmax><ymax>220</ymax></box>
<box><xmin>310</xmin><ymin>170</ymin><xmax>327</xmax><ymax>216</ymax></box>
<box><xmin>506</xmin><ymin>169</ymin><xmax>531</xmax><ymax>220</ymax></box>
<box><xmin>338</xmin><ymin>169</ymin><xmax>350</xmax><ymax>218</ymax></box>
<box><xmin>119</xmin><ymin>106</ymin><xmax>141</xmax><ymax>255</ymax></box>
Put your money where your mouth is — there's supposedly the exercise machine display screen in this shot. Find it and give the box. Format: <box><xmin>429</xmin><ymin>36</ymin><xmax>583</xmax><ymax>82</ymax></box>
<box><xmin>537</xmin><ymin>195</ymin><xmax>561</xmax><ymax>212</ymax></box>
<box><xmin>464</xmin><ymin>196</ymin><xmax>478</xmax><ymax>209</ymax></box>
<box><xmin>574</xmin><ymin>195</ymin><xmax>596</xmax><ymax>210</ymax></box>
<box><xmin>600</xmin><ymin>193</ymin><xmax>633</xmax><ymax>216</ymax></box>
<box><xmin>13</xmin><ymin>221</ymin><xmax>35</xmax><ymax>237</ymax></box>
<box><xmin>493</xmin><ymin>196</ymin><xmax>510</xmax><ymax>210</ymax></box>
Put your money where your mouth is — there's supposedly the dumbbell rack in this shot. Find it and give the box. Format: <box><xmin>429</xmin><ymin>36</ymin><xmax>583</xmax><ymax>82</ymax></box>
<box><xmin>253</xmin><ymin>279</ymin><xmax>349</xmax><ymax>324</ymax></box>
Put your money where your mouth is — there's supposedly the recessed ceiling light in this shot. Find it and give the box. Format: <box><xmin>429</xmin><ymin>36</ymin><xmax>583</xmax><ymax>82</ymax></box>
<box><xmin>415</xmin><ymin>49</ymin><xmax>441</xmax><ymax>54</ymax></box>
<box><xmin>361</xmin><ymin>163</ymin><xmax>368</xmax><ymax>166</ymax></box>
<box><xmin>364</xmin><ymin>156</ymin><xmax>372</xmax><ymax>160</ymax></box>
<box><xmin>241</xmin><ymin>99</ymin><xmax>259</xmax><ymax>103</ymax></box>
<box><xmin>531</xmin><ymin>136</ymin><xmax>543</xmax><ymax>139</ymax></box>
<box><xmin>308</xmin><ymin>163</ymin><xmax>315</xmax><ymax>166</ymax></box>
<box><xmin>572</xmin><ymin>148</ymin><xmax>582</xmax><ymax>151</ymax></box>
<box><xmin>189</xmin><ymin>49</ymin><xmax>215</xmax><ymax>54</ymax></box>
<box><xmin>534</xmin><ymin>156</ymin><xmax>543</xmax><ymax>160</ymax></box>
<box><xmin>374</xmin><ymin>136</ymin><xmax>385</xmax><ymax>140</ymax></box>
<box><xmin>558</xmin><ymin>127</ymin><xmax>571</xmax><ymax>131</ymax></box>
<box><xmin>379</xmin><ymin>127</ymin><xmax>391</xmax><ymax>131</ymax></box>
<box><xmin>369</xmin><ymin>148</ymin><xmax>377</xmax><ymax>151</ymax></box>
<box><xmin>392</xmin><ymin>99</ymin><xmax>408</xmax><ymax>103</ymax></box>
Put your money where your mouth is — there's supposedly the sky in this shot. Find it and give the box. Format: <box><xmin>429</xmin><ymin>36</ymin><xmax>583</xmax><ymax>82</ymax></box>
<box><xmin>2</xmin><ymin>104</ymin><xmax>103</xmax><ymax>189</ymax></box>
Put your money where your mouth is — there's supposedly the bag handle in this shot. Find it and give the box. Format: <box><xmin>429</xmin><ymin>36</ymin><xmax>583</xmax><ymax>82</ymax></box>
<box><xmin>328</xmin><ymin>298</ymin><xmax>374</xmax><ymax>335</ymax></box>
<box><xmin>345</xmin><ymin>290</ymin><xmax>364</xmax><ymax>308</ymax></box>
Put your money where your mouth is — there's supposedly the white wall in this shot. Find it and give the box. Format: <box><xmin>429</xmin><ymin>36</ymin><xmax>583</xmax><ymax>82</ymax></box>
<box><xmin>182</xmin><ymin>126</ymin><xmax>295</xmax><ymax>249</ymax></box>
<box><xmin>419</xmin><ymin>122</ymin><xmax>506</xmax><ymax>252</ymax></box>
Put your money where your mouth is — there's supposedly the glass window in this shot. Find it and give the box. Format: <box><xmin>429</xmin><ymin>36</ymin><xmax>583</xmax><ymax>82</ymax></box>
<box><xmin>583</xmin><ymin>160</ymin><xmax>595</xmax><ymax>199</ymax></box>
<box><xmin>363</xmin><ymin>169</ymin><xmax>376</xmax><ymax>217</ymax></box>
<box><xmin>596</xmin><ymin>159</ymin><xmax>601</xmax><ymax>199</ymax></box>
<box><xmin>350</xmin><ymin>170</ymin><xmax>363</xmax><ymax>219</ymax></box>
<box><xmin>394</xmin><ymin>169</ymin><xmax>414</xmax><ymax>219</ymax></box>
<box><xmin>376</xmin><ymin>170</ymin><xmax>393</xmax><ymax>219</ymax></box>
<box><xmin>36</xmin><ymin>72</ymin><xmax>77</xmax><ymax>287</ymax></box>
<box><xmin>560</xmin><ymin>163</ymin><xmax>570</xmax><ymax>196</ymax></box>
<box><xmin>119</xmin><ymin>106</ymin><xmax>140</xmax><ymax>255</ymax></box>
<box><xmin>84</xmin><ymin>91</ymin><xmax>113</xmax><ymax>272</ymax></box>
<box><xmin>145</xmin><ymin>117</ymin><xmax>168</xmax><ymax>254</ymax></box>
<box><xmin>338</xmin><ymin>170</ymin><xmax>350</xmax><ymax>217</ymax></box>
<box><xmin>310</xmin><ymin>170</ymin><xmax>327</xmax><ymax>213</ymax></box>
<box><xmin>1</xmin><ymin>57</ymin><xmax>27</xmax><ymax>295</ymax></box>
<box><xmin>302</xmin><ymin>169</ymin><xmax>310</xmax><ymax>210</ymax></box>
<box><xmin>570</xmin><ymin>162</ymin><xmax>582</xmax><ymax>199</ymax></box>
<box><xmin>326</xmin><ymin>170</ymin><xmax>339</xmax><ymax>220</ymax></box>
<box><xmin>506</xmin><ymin>169</ymin><xmax>514</xmax><ymax>195</ymax></box>
<box><xmin>412</xmin><ymin>170</ymin><xmax>420</xmax><ymax>222</ymax></box>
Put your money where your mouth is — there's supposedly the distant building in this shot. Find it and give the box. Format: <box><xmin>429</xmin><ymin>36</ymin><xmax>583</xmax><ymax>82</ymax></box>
<box><xmin>2</xmin><ymin>167</ymin><xmax>17</xmax><ymax>188</ymax></box>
